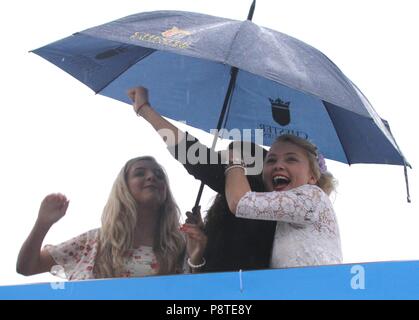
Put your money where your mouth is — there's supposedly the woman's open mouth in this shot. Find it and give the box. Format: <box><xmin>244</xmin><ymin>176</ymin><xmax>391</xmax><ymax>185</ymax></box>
<box><xmin>272</xmin><ymin>175</ymin><xmax>290</xmax><ymax>191</ymax></box>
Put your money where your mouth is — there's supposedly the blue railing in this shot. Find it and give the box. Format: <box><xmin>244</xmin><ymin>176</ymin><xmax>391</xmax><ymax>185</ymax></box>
<box><xmin>1</xmin><ymin>261</ymin><xmax>418</xmax><ymax>299</ymax></box>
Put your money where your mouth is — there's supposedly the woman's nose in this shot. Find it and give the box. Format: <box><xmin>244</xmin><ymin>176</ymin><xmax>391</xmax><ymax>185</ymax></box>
<box><xmin>273</xmin><ymin>160</ymin><xmax>285</xmax><ymax>171</ymax></box>
<box><xmin>145</xmin><ymin>171</ymin><xmax>156</xmax><ymax>181</ymax></box>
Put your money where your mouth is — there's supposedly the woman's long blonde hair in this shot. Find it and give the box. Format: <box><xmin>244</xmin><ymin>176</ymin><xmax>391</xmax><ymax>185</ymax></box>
<box><xmin>273</xmin><ymin>135</ymin><xmax>337</xmax><ymax>195</ymax></box>
<box><xmin>93</xmin><ymin>156</ymin><xmax>185</xmax><ymax>278</ymax></box>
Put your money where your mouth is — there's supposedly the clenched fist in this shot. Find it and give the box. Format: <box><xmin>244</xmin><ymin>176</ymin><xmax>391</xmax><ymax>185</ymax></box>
<box><xmin>37</xmin><ymin>193</ymin><xmax>69</xmax><ymax>227</ymax></box>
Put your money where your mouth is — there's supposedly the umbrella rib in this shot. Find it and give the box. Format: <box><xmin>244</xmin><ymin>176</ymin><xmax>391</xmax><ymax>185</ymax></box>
<box><xmin>322</xmin><ymin>102</ymin><xmax>351</xmax><ymax>165</ymax></box>
<box><xmin>93</xmin><ymin>49</ymin><xmax>156</xmax><ymax>94</ymax></box>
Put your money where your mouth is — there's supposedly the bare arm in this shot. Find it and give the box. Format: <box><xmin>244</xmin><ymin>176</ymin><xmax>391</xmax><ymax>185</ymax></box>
<box><xmin>180</xmin><ymin>209</ymin><xmax>207</xmax><ymax>273</ymax></box>
<box><xmin>16</xmin><ymin>194</ymin><xmax>69</xmax><ymax>276</ymax></box>
<box><xmin>233</xmin><ymin>185</ymin><xmax>333</xmax><ymax>226</ymax></box>
<box><xmin>225</xmin><ymin>165</ymin><xmax>252</xmax><ymax>214</ymax></box>
<box><xmin>127</xmin><ymin>87</ymin><xmax>185</xmax><ymax>147</ymax></box>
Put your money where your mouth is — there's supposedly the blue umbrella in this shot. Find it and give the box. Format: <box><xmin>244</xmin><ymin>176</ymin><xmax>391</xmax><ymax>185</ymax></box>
<box><xmin>31</xmin><ymin>1</ymin><xmax>411</xmax><ymax>202</ymax></box>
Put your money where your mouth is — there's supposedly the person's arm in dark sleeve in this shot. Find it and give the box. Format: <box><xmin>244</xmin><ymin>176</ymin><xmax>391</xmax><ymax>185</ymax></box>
<box><xmin>167</xmin><ymin>132</ymin><xmax>225</xmax><ymax>194</ymax></box>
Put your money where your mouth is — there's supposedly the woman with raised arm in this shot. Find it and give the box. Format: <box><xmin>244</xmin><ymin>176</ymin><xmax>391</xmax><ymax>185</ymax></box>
<box><xmin>224</xmin><ymin>134</ymin><xmax>342</xmax><ymax>268</ymax></box>
<box><xmin>128</xmin><ymin>87</ymin><xmax>276</xmax><ymax>273</ymax></box>
<box><xmin>17</xmin><ymin>156</ymin><xmax>206</xmax><ymax>279</ymax></box>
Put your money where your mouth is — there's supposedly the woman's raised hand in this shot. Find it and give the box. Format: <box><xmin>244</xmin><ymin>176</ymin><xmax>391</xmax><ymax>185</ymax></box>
<box><xmin>127</xmin><ymin>87</ymin><xmax>149</xmax><ymax>115</ymax></box>
<box><xmin>37</xmin><ymin>193</ymin><xmax>69</xmax><ymax>227</ymax></box>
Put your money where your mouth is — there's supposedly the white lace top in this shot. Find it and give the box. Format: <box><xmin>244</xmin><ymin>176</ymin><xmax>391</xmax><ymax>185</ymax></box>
<box><xmin>236</xmin><ymin>184</ymin><xmax>342</xmax><ymax>268</ymax></box>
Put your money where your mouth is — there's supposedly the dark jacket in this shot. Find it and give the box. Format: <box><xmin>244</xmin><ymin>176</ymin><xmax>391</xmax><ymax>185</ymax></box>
<box><xmin>168</xmin><ymin>133</ymin><xmax>276</xmax><ymax>272</ymax></box>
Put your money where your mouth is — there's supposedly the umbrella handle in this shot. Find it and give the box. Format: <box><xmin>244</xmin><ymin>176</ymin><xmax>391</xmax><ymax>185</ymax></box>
<box><xmin>193</xmin><ymin>183</ymin><xmax>205</xmax><ymax>214</ymax></box>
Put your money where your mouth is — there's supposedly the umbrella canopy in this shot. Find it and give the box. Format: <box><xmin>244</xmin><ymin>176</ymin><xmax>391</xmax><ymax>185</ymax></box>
<box><xmin>32</xmin><ymin>7</ymin><xmax>411</xmax><ymax>204</ymax></box>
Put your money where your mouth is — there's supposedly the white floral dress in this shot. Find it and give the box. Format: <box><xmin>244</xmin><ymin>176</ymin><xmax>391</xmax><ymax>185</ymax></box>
<box><xmin>236</xmin><ymin>184</ymin><xmax>342</xmax><ymax>268</ymax></box>
<box><xmin>44</xmin><ymin>229</ymin><xmax>159</xmax><ymax>280</ymax></box>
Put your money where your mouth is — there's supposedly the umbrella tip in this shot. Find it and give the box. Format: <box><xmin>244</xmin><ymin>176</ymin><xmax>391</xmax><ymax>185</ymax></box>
<box><xmin>247</xmin><ymin>0</ymin><xmax>256</xmax><ymax>21</ymax></box>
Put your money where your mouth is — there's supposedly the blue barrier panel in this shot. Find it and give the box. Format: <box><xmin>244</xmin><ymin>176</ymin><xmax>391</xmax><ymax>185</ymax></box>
<box><xmin>1</xmin><ymin>261</ymin><xmax>418</xmax><ymax>300</ymax></box>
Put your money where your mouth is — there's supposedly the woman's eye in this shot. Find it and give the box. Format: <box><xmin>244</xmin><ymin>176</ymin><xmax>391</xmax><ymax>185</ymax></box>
<box><xmin>135</xmin><ymin>170</ymin><xmax>145</xmax><ymax>176</ymax></box>
<box><xmin>154</xmin><ymin>170</ymin><xmax>165</xmax><ymax>180</ymax></box>
<box><xmin>286</xmin><ymin>157</ymin><xmax>298</xmax><ymax>162</ymax></box>
<box><xmin>266</xmin><ymin>158</ymin><xmax>276</xmax><ymax>164</ymax></box>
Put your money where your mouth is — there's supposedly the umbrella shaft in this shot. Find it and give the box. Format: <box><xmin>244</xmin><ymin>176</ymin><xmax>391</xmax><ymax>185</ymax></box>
<box><xmin>194</xmin><ymin>0</ymin><xmax>255</xmax><ymax>209</ymax></box>
<box><xmin>212</xmin><ymin>67</ymin><xmax>239</xmax><ymax>149</ymax></box>
<box><xmin>194</xmin><ymin>67</ymin><xmax>239</xmax><ymax>210</ymax></box>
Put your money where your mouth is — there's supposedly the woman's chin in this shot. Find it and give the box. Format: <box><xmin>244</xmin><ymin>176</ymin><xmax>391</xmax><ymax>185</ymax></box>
<box><xmin>137</xmin><ymin>195</ymin><xmax>164</xmax><ymax>208</ymax></box>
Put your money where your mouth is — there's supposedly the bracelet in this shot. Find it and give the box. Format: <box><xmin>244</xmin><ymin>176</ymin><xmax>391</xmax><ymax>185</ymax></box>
<box><xmin>224</xmin><ymin>164</ymin><xmax>246</xmax><ymax>176</ymax></box>
<box><xmin>187</xmin><ymin>257</ymin><xmax>206</xmax><ymax>268</ymax></box>
<box><xmin>228</xmin><ymin>156</ymin><xmax>245</xmax><ymax>166</ymax></box>
<box><xmin>135</xmin><ymin>102</ymin><xmax>149</xmax><ymax>116</ymax></box>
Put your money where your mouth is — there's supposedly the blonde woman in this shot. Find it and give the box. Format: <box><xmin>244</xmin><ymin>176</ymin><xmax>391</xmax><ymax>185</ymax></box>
<box><xmin>17</xmin><ymin>156</ymin><xmax>206</xmax><ymax>279</ymax></box>
<box><xmin>225</xmin><ymin>134</ymin><xmax>343</xmax><ymax>268</ymax></box>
